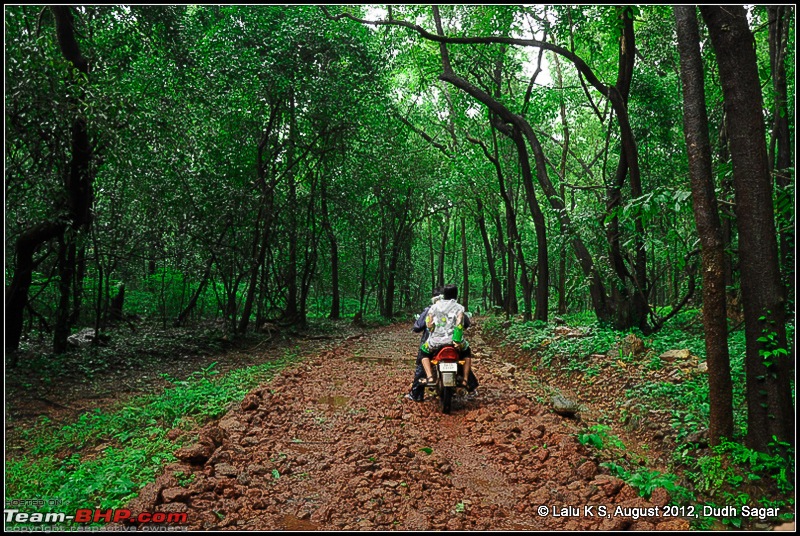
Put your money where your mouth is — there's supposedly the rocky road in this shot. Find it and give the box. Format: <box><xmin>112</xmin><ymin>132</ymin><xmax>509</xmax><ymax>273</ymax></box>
<box><xmin>127</xmin><ymin>322</ymin><xmax>689</xmax><ymax>531</ymax></box>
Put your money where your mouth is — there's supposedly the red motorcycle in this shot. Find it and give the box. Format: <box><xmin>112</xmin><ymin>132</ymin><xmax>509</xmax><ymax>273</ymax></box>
<box><xmin>428</xmin><ymin>346</ymin><xmax>466</xmax><ymax>414</ymax></box>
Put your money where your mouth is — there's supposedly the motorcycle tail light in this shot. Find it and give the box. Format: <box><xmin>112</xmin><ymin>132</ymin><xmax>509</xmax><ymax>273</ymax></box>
<box><xmin>437</xmin><ymin>347</ymin><xmax>460</xmax><ymax>361</ymax></box>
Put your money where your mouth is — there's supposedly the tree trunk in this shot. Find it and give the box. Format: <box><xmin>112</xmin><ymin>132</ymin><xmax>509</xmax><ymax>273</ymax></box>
<box><xmin>475</xmin><ymin>200</ymin><xmax>503</xmax><ymax>310</ymax></box>
<box><xmin>611</xmin><ymin>7</ymin><xmax>649</xmax><ymax>332</ymax></box>
<box><xmin>553</xmin><ymin>52</ymin><xmax>570</xmax><ymax>316</ymax></box>
<box><xmin>56</xmin><ymin>5</ymin><xmax>94</xmax><ymax>350</ymax></box>
<box><xmin>675</xmin><ymin>5</ymin><xmax>734</xmax><ymax>446</ymax></box>
<box><xmin>54</xmin><ymin>8</ymin><xmax>93</xmax><ymax>232</ymax></box>
<box><xmin>402</xmin><ymin>232</ymin><xmax>413</xmax><ymax>311</ymax></box>
<box><xmin>321</xmin><ymin>180</ymin><xmax>340</xmax><ymax>319</ymax></box>
<box><xmin>511</xmin><ymin>126</ymin><xmax>548</xmax><ymax>322</ymax></box>
<box><xmin>284</xmin><ymin>88</ymin><xmax>300</xmax><ymax>323</ymax></box>
<box><xmin>493</xmin><ymin>213</ymin><xmax>507</xmax><ymax>309</ymax></box>
<box><xmin>385</xmin><ymin>190</ymin><xmax>414</xmax><ymax>318</ymax></box>
<box><xmin>517</xmin><ymin>246</ymin><xmax>532</xmax><ymax>321</ymax></box>
<box><xmin>490</xmin><ymin>126</ymin><xmax>520</xmax><ymax>316</ymax></box>
<box><xmin>69</xmin><ymin>244</ymin><xmax>86</xmax><ymax>326</ymax></box>
<box><xmin>602</xmin><ymin>7</ymin><xmax>650</xmax><ymax>332</ymax></box>
<box><xmin>53</xmin><ymin>236</ymin><xmax>74</xmax><ymax>354</ymax></box>
<box><xmin>427</xmin><ymin>212</ymin><xmax>436</xmax><ymax>293</ymax></box>
<box><xmin>385</xmin><ymin>240</ymin><xmax>401</xmax><ymax>318</ymax></box>
<box><xmin>701</xmin><ymin>5</ymin><xmax>793</xmax><ymax>450</ymax></box>
<box><xmin>239</xmin><ymin>206</ymin><xmax>266</xmax><ymax>334</ymax></box>
<box><xmin>175</xmin><ymin>256</ymin><xmax>213</xmax><ymax>327</ymax></box>
<box><xmin>717</xmin><ymin>119</ymin><xmax>741</xmax><ymax>322</ymax></box>
<box><xmin>377</xmin><ymin>225</ymin><xmax>387</xmax><ymax>316</ymax></box>
<box><xmin>515</xmin><ymin>118</ymin><xmax>610</xmax><ymax>323</ymax></box>
<box><xmin>108</xmin><ymin>283</ymin><xmax>126</xmax><ymax>323</ymax></box>
<box><xmin>360</xmin><ymin>243</ymin><xmax>368</xmax><ymax>315</ymax></box>
<box><xmin>239</xmin><ymin>116</ymin><xmax>277</xmax><ymax>333</ymax></box>
<box><xmin>468</xmin><ymin>129</ymin><xmax>519</xmax><ymax>316</ymax></box>
<box><xmin>767</xmin><ymin>5</ymin><xmax>793</xmax><ymax>310</ymax></box>
<box><xmin>437</xmin><ymin>211</ymin><xmax>450</xmax><ymax>287</ymax></box>
<box><xmin>297</xmin><ymin>171</ymin><xmax>320</xmax><ymax>327</ymax></box>
<box><xmin>461</xmin><ymin>216</ymin><xmax>469</xmax><ymax>311</ymax></box>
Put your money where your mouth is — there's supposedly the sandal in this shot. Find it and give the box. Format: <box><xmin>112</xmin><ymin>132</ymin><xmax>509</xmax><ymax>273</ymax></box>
<box><xmin>421</xmin><ymin>376</ymin><xmax>436</xmax><ymax>387</ymax></box>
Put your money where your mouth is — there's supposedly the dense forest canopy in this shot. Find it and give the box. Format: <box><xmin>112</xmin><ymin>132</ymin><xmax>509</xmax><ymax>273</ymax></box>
<box><xmin>4</xmin><ymin>5</ymin><xmax>795</xmax><ymax>450</ymax></box>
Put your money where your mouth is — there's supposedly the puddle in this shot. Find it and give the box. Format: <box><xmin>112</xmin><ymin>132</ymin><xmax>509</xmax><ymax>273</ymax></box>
<box><xmin>317</xmin><ymin>395</ymin><xmax>350</xmax><ymax>409</ymax></box>
<box><xmin>281</xmin><ymin>514</ymin><xmax>320</xmax><ymax>531</ymax></box>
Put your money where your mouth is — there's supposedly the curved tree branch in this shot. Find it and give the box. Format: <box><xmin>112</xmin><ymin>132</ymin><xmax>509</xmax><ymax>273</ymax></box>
<box><xmin>318</xmin><ymin>6</ymin><xmax>613</xmax><ymax>98</ymax></box>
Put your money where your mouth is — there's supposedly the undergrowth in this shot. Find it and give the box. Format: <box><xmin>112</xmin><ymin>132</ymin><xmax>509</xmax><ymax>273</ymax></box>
<box><xmin>5</xmin><ymin>347</ymin><xmax>301</xmax><ymax>520</ymax></box>
<box><xmin>482</xmin><ymin>311</ymin><xmax>795</xmax><ymax>528</ymax></box>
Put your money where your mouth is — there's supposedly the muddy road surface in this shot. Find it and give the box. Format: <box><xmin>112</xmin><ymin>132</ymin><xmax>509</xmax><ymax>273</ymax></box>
<box><xmin>127</xmin><ymin>322</ymin><xmax>689</xmax><ymax>530</ymax></box>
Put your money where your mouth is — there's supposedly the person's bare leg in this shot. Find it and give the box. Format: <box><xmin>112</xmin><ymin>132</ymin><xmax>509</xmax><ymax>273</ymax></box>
<box><xmin>421</xmin><ymin>357</ymin><xmax>434</xmax><ymax>383</ymax></box>
<box><xmin>462</xmin><ymin>357</ymin><xmax>472</xmax><ymax>389</ymax></box>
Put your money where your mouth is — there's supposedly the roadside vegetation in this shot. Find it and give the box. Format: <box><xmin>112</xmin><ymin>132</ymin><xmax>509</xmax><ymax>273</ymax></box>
<box><xmin>482</xmin><ymin>312</ymin><xmax>795</xmax><ymax>529</ymax></box>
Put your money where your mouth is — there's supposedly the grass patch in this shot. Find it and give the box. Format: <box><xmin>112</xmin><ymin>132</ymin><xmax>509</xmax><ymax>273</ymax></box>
<box><xmin>5</xmin><ymin>347</ymin><xmax>301</xmax><ymax>522</ymax></box>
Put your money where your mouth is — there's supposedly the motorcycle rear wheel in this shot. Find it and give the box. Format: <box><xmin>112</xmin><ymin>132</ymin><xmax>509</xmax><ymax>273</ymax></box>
<box><xmin>439</xmin><ymin>384</ymin><xmax>453</xmax><ymax>414</ymax></box>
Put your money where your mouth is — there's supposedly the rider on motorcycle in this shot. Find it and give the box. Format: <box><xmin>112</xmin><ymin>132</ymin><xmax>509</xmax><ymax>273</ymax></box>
<box><xmin>418</xmin><ymin>284</ymin><xmax>474</xmax><ymax>391</ymax></box>
<box><xmin>406</xmin><ymin>286</ymin><xmax>443</xmax><ymax>401</ymax></box>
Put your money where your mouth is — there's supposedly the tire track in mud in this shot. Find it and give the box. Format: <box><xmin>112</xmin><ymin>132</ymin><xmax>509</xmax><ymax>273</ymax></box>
<box><xmin>126</xmin><ymin>322</ymin><xmax>690</xmax><ymax>531</ymax></box>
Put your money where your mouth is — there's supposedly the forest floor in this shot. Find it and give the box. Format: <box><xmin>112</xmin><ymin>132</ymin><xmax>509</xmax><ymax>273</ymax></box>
<box><xmin>5</xmin><ymin>318</ymin><xmax>794</xmax><ymax>531</ymax></box>
<box><xmin>120</xmin><ymin>321</ymin><xmax>695</xmax><ymax>531</ymax></box>
<box><xmin>5</xmin><ymin>320</ymin><xmax>360</xmax><ymax>454</ymax></box>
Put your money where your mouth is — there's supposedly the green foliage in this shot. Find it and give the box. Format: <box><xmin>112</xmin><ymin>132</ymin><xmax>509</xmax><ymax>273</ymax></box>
<box><xmin>603</xmin><ymin>462</ymin><xmax>694</xmax><ymax>503</ymax></box>
<box><xmin>5</xmin><ymin>3</ymin><xmax>795</xmax><ymax>347</ymax></box>
<box><xmin>578</xmin><ymin>424</ymin><xmax>624</xmax><ymax>450</ymax></box>
<box><xmin>757</xmin><ymin>314</ymin><xmax>789</xmax><ymax>369</ymax></box>
<box><xmin>492</xmin><ymin>301</ymin><xmax>792</xmax><ymax>527</ymax></box>
<box><xmin>6</xmin><ymin>433</ymin><xmax>176</xmax><ymax>518</ymax></box>
<box><xmin>685</xmin><ymin>437</ymin><xmax>794</xmax><ymax>528</ymax></box>
<box><xmin>6</xmin><ymin>348</ymin><xmax>299</xmax><ymax>520</ymax></box>
<box><xmin>627</xmin><ymin>326</ymin><xmax>750</xmax><ymax>441</ymax></box>
<box><xmin>579</xmin><ymin>420</ymin><xmax>695</xmax><ymax>505</ymax></box>
<box><xmin>174</xmin><ymin>471</ymin><xmax>195</xmax><ymax>487</ymax></box>
<box><xmin>492</xmin><ymin>315</ymin><xmax>627</xmax><ymax>372</ymax></box>
<box><xmin>5</xmin><ymin>7</ymin><xmax>794</xmax><ymax>531</ymax></box>
<box><xmin>689</xmin><ymin>438</ymin><xmax>794</xmax><ymax>497</ymax></box>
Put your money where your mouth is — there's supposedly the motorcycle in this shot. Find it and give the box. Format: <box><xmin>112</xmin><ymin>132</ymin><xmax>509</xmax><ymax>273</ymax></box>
<box><xmin>426</xmin><ymin>346</ymin><xmax>466</xmax><ymax>414</ymax></box>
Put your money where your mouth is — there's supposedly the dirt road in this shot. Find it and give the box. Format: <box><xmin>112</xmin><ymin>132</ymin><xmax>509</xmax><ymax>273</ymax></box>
<box><xmin>127</xmin><ymin>322</ymin><xmax>689</xmax><ymax>530</ymax></box>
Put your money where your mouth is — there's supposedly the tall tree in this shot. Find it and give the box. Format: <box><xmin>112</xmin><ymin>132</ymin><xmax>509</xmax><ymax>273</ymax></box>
<box><xmin>766</xmin><ymin>6</ymin><xmax>794</xmax><ymax>309</ymax></box>
<box><xmin>674</xmin><ymin>5</ymin><xmax>734</xmax><ymax>447</ymax></box>
<box><xmin>6</xmin><ymin>6</ymin><xmax>95</xmax><ymax>357</ymax></box>
<box><xmin>700</xmin><ymin>5</ymin><xmax>793</xmax><ymax>450</ymax></box>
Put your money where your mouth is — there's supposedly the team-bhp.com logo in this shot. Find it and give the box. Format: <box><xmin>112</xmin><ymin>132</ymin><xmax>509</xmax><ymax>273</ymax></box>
<box><xmin>5</xmin><ymin>508</ymin><xmax>187</xmax><ymax>525</ymax></box>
